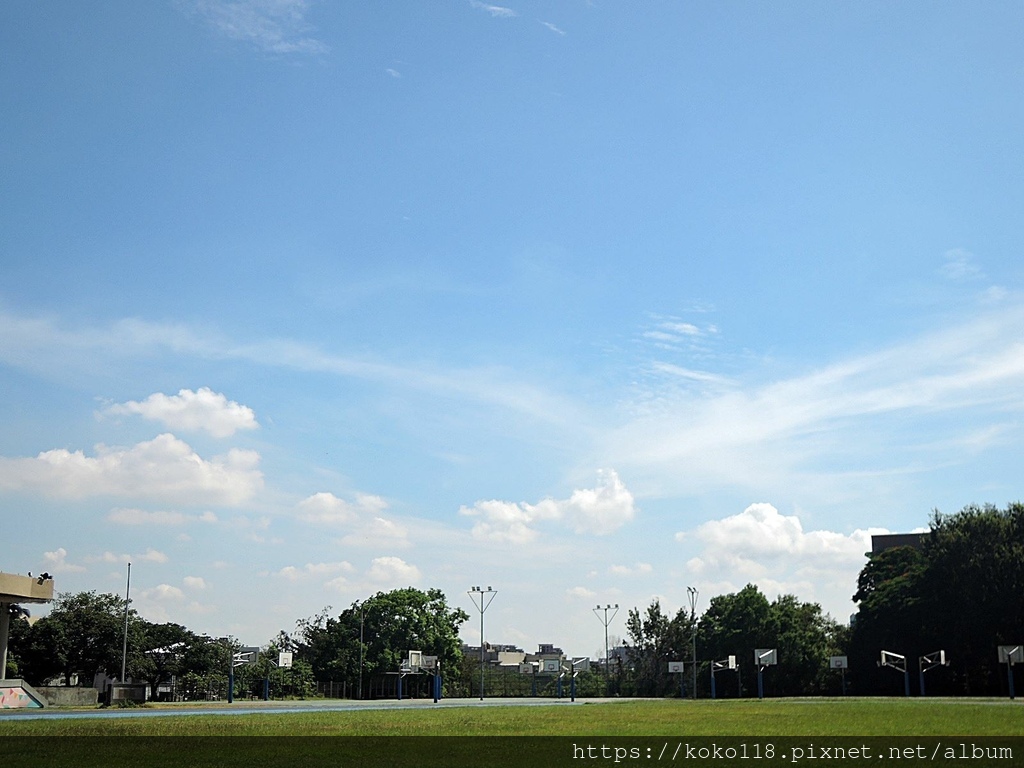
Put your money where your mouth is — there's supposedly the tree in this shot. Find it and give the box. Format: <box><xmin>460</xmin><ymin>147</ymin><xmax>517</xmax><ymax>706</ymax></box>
<box><xmin>624</xmin><ymin>599</ymin><xmax>693</xmax><ymax>696</ymax></box>
<box><xmin>698</xmin><ymin>584</ymin><xmax>771</xmax><ymax>697</ymax></box>
<box><xmin>920</xmin><ymin>503</ymin><xmax>1024</xmax><ymax>694</ymax></box>
<box><xmin>296</xmin><ymin>588</ymin><xmax>469</xmax><ymax>697</ymax></box>
<box><xmin>848</xmin><ymin>503</ymin><xmax>1024</xmax><ymax>696</ymax></box>
<box><xmin>764</xmin><ymin>594</ymin><xmax>841</xmax><ymax>696</ymax></box>
<box><xmin>130</xmin><ymin>622</ymin><xmax>193</xmax><ymax>699</ymax></box>
<box><xmin>696</xmin><ymin>584</ymin><xmax>841</xmax><ymax>697</ymax></box>
<box><xmin>848</xmin><ymin>544</ymin><xmax>928</xmax><ymax>694</ymax></box>
<box><xmin>19</xmin><ymin>591</ymin><xmax>133</xmax><ymax>686</ymax></box>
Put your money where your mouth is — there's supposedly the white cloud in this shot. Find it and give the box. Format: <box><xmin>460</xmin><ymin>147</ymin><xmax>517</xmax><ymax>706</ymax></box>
<box><xmin>612</xmin><ymin>303</ymin><xmax>1024</xmax><ymax>501</ymax></box>
<box><xmin>567</xmin><ymin>586</ymin><xmax>595</xmax><ymax>599</ymax></box>
<box><xmin>107</xmin><ymin>508</ymin><xmax>219</xmax><ymax>526</ymax></box>
<box><xmin>678</xmin><ymin>503</ymin><xmax>887</xmax><ymax>619</ymax></box>
<box><xmin>469</xmin><ymin>1</ymin><xmax>516</xmax><ymax>18</ymax></box>
<box><xmin>385</xmin><ymin>68</ymin><xmax>401</xmax><ymax>78</ymax></box>
<box><xmin>540</xmin><ymin>21</ymin><xmax>565</xmax><ymax>35</ymax></box>
<box><xmin>609</xmin><ymin>562</ymin><xmax>652</xmax><ymax>577</ymax></box>
<box><xmin>42</xmin><ymin>547</ymin><xmax>86</xmax><ymax>574</ymax></box>
<box><xmin>0</xmin><ymin>434</ymin><xmax>263</xmax><ymax>506</ymax></box>
<box><xmin>183</xmin><ymin>576</ymin><xmax>207</xmax><ymax>590</ymax></box>
<box><xmin>296</xmin><ymin>492</ymin><xmax>388</xmax><ymax>526</ymax></box>
<box><xmin>460</xmin><ymin>469</ymin><xmax>635</xmax><ymax>543</ymax></box>
<box><xmin>561</xmin><ymin>469</ymin><xmax>636</xmax><ymax>535</ymax></box>
<box><xmin>0</xmin><ymin>309</ymin><xmax>582</xmax><ymax>430</ymax></box>
<box><xmin>142</xmin><ymin>584</ymin><xmax>185</xmax><ymax>602</ymax></box>
<box><xmin>178</xmin><ymin>0</ymin><xmax>329</xmax><ymax>55</ymax></box>
<box><xmin>366</xmin><ymin>556</ymin><xmax>420</xmax><ymax>586</ymax></box>
<box><xmin>277</xmin><ymin>561</ymin><xmax>354</xmax><ymax>582</ymax></box>
<box><xmin>939</xmin><ymin>248</ymin><xmax>985</xmax><ymax>282</ymax></box>
<box><xmin>94</xmin><ymin>548</ymin><xmax>169</xmax><ymax>565</ymax></box>
<box><xmin>339</xmin><ymin>516</ymin><xmax>409</xmax><ymax>548</ymax></box>
<box><xmin>102</xmin><ymin>387</ymin><xmax>258</xmax><ymax>438</ymax></box>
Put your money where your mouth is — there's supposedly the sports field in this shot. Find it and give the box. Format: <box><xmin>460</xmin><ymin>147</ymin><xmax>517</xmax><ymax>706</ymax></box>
<box><xmin>1</xmin><ymin>698</ymin><xmax>1021</xmax><ymax>736</ymax></box>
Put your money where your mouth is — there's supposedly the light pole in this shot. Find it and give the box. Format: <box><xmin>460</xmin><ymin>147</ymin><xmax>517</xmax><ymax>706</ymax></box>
<box><xmin>120</xmin><ymin>562</ymin><xmax>131</xmax><ymax>682</ymax></box>
<box><xmin>358</xmin><ymin>606</ymin><xmax>365</xmax><ymax>700</ymax></box>
<box><xmin>593</xmin><ymin>604</ymin><xmax>618</xmax><ymax>696</ymax></box>
<box><xmin>687</xmin><ymin>586</ymin><xmax>698</xmax><ymax>699</ymax></box>
<box><xmin>467</xmin><ymin>586</ymin><xmax>496</xmax><ymax>700</ymax></box>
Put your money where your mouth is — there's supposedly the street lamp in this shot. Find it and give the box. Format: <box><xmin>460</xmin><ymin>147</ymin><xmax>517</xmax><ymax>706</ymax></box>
<box><xmin>687</xmin><ymin>586</ymin><xmax>698</xmax><ymax>699</ymax></box>
<box><xmin>358</xmin><ymin>606</ymin><xmax>365</xmax><ymax>700</ymax></box>
<box><xmin>593</xmin><ymin>604</ymin><xmax>618</xmax><ymax>696</ymax></box>
<box><xmin>467</xmin><ymin>586</ymin><xmax>496</xmax><ymax>701</ymax></box>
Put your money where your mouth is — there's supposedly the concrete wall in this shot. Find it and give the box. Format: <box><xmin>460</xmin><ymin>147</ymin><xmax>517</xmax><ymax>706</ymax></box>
<box><xmin>36</xmin><ymin>685</ymin><xmax>98</xmax><ymax>707</ymax></box>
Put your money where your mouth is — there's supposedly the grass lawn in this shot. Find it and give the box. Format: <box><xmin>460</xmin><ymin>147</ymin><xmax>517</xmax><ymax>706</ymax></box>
<box><xmin>1</xmin><ymin>698</ymin><xmax>1022</xmax><ymax>736</ymax></box>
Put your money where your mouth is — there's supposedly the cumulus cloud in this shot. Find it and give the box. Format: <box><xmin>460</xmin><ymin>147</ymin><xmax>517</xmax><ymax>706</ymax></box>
<box><xmin>183</xmin><ymin>576</ymin><xmax>207</xmax><ymax>590</ymax></box>
<box><xmin>42</xmin><ymin>547</ymin><xmax>86</xmax><ymax>573</ymax></box>
<box><xmin>178</xmin><ymin>0</ymin><xmax>329</xmax><ymax>55</ymax></box>
<box><xmin>460</xmin><ymin>469</ymin><xmax>635</xmax><ymax>543</ymax></box>
<box><xmin>567</xmin><ymin>586</ymin><xmax>596</xmax><ymax>599</ymax></box>
<box><xmin>296</xmin><ymin>492</ymin><xmax>389</xmax><ymax>526</ymax></box>
<box><xmin>277</xmin><ymin>561</ymin><xmax>354</xmax><ymax>582</ymax></box>
<box><xmin>366</xmin><ymin>556</ymin><xmax>420</xmax><ymax>586</ymax></box>
<box><xmin>609</xmin><ymin>562</ymin><xmax>652</xmax><ymax>577</ymax></box>
<box><xmin>107</xmin><ymin>508</ymin><xmax>219</xmax><ymax>526</ymax></box>
<box><xmin>0</xmin><ymin>434</ymin><xmax>263</xmax><ymax>506</ymax></box>
<box><xmin>93</xmin><ymin>548</ymin><xmax>169</xmax><ymax>565</ymax></box>
<box><xmin>678</xmin><ymin>503</ymin><xmax>886</xmax><ymax>619</ymax></box>
<box><xmin>142</xmin><ymin>584</ymin><xmax>185</xmax><ymax>602</ymax></box>
<box><xmin>102</xmin><ymin>387</ymin><xmax>258</xmax><ymax>437</ymax></box>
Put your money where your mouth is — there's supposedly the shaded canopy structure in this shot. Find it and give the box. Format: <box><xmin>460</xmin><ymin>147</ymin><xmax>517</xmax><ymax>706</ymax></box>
<box><xmin>0</xmin><ymin>572</ymin><xmax>54</xmax><ymax>678</ymax></box>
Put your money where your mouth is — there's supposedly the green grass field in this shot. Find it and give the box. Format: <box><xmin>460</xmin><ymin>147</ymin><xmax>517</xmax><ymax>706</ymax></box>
<box><xmin>1</xmin><ymin>698</ymin><xmax>1022</xmax><ymax>736</ymax></box>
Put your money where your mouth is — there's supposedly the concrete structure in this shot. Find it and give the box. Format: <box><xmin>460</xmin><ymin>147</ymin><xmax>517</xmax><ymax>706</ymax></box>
<box><xmin>36</xmin><ymin>686</ymin><xmax>99</xmax><ymax>707</ymax></box>
<box><xmin>1</xmin><ymin>571</ymin><xmax>55</xmax><ymax>708</ymax></box>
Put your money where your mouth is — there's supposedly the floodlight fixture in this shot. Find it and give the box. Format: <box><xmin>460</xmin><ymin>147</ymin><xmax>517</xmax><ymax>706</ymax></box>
<box><xmin>467</xmin><ymin>586</ymin><xmax>497</xmax><ymax>700</ymax></box>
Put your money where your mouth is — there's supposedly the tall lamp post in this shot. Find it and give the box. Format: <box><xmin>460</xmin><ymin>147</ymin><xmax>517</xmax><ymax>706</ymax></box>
<box><xmin>120</xmin><ymin>562</ymin><xmax>132</xmax><ymax>682</ymax></box>
<box><xmin>358</xmin><ymin>606</ymin><xmax>365</xmax><ymax>700</ymax></box>
<box><xmin>467</xmin><ymin>586</ymin><xmax>496</xmax><ymax>701</ymax></box>
<box><xmin>593</xmin><ymin>604</ymin><xmax>619</xmax><ymax>696</ymax></box>
<box><xmin>687</xmin><ymin>586</ymin><xmax>698</xmax><ymax>699</ymax></box>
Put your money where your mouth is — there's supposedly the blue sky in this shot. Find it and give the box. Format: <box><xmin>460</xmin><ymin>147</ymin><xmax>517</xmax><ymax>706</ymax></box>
<box><xmin>2</xmin><ymin>1</ymin><xmax>1023</xmax><ymax>659</ymax></box>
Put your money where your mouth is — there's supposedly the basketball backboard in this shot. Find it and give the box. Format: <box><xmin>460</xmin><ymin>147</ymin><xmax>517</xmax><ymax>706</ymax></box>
<box><xmin>998</xmin><ymin>645</ymin><xmax>1023</xmax><ymax>664</ymax></box>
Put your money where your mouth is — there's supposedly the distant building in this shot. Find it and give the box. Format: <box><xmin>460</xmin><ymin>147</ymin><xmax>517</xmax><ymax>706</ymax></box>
<box><xmin>870</xmin><ymin>532</ymin><xmax>927</xmax><ymax>555</ymax></box>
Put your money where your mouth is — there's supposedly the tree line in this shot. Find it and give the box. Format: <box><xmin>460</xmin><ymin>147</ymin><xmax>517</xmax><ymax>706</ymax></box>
<box><xmin>7</xmin><ymin>503</ymin><xmax>1021</xmax><ymax>699</ymax></box>
<box><xmin>621</xmin><ymin>502</ymin><xmax>1023</xmax><ymax>698</ymax></box>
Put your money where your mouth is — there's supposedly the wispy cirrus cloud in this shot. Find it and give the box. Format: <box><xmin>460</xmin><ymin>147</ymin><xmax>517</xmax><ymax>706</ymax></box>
<box><xmin>612</xmin><ymin>300</ymin><xmax>1024</xmax><ymax>502</ymax></box>
<box><xmin>0</xmin><ymin>308</ymin><xmax>582</xmax><ymax>428</ymax></box>
<box><xmin>470</xmin><ymin>1</ymin><xmax>516</xmax><ymax>19</ymax></box>
<box><xmin>177</xmin><ymin>0</ymin><xmax>328</xmax><ymax>55</ymax></box>
<box><xmin>539</xmin><ymin>21</ymin><xmax>565</xmax><ymax>36</ymax></box>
